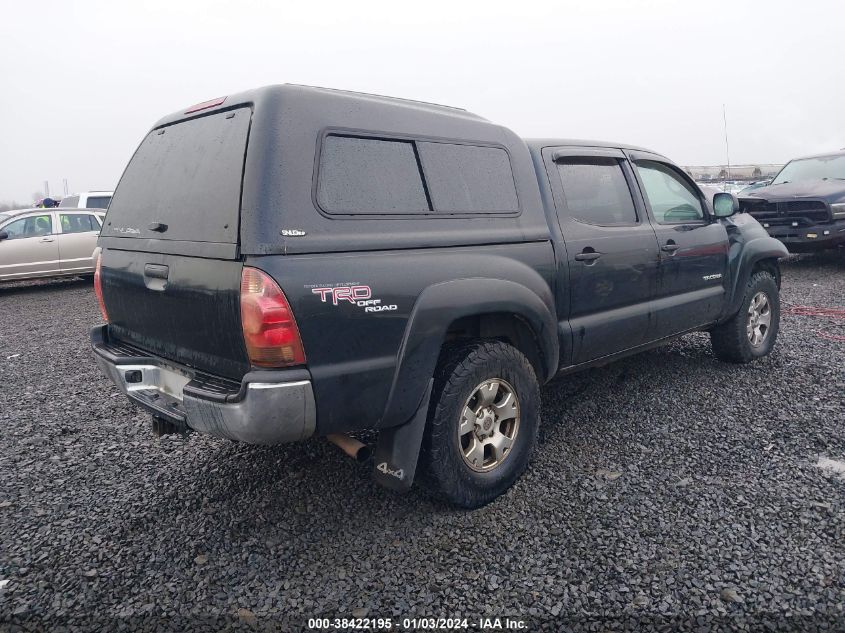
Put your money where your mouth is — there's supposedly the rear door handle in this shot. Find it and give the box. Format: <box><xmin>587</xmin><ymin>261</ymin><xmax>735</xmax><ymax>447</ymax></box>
<box><xmin>144</xmin><ymin>264</ymin><xmax>169</xmax><ymax>280</ymax></box>
<box><xmin>39</xmin><ymin>237</ymin><xmax>54</xmax><ymax>243</ymax></box>
<box><xmin>574</xmin><ymin>251</ymin><xmax>601</xmax><ymax>261</ymax></box>
<box><xmin>661</xmin><ymin>243</ymin><xmax>680</xmax><ymax>253</ymax></box>
<box><xmin>143</xmin><ymin>263</ymin><xmax>169</xmax><ymax>291</ymax></box>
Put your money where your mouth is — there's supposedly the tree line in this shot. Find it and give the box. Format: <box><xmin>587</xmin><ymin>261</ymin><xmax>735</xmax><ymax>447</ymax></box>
<box><xmin>0</xmin><ymin>191</ymin><xmax>47</xmax><ymax>213</ymax></box>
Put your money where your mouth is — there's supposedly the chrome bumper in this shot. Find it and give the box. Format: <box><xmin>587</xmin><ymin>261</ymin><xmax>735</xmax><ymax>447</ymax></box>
<box><xmin>92</xmin><ymin>330</ymin><xmax>316</xmax><ymax>445</ymax></box>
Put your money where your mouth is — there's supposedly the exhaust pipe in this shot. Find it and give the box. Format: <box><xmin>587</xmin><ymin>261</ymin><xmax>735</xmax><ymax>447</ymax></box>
<box><xmin>327</xmin><ymin>434</ymin><xmax>372</xmax><ymax>463</ymax></box>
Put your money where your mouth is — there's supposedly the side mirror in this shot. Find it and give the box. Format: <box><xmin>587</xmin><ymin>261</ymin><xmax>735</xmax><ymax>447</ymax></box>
<box><xmin>713</xmin><ymin>192</ymin><xmax>739</xmax><ymax>218</ymax></box>
<box><xmin>0</xmin><ymin>231</ymin><xmax>8</xmax><ymax>241</ymax></box>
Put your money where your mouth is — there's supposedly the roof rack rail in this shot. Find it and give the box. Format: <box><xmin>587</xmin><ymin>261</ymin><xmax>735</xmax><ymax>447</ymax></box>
<box><xmin>288</xmin><ymin>83</ymin><xmax>468</xmax><ymax>113</ymax></box>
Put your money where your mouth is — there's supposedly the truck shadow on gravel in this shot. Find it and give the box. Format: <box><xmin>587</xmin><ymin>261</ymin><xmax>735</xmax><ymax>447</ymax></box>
<box><xmin>536</xmin><ymin>334</ymin><xmax>732</xmax><ymax>446</ymax></box>
<box><xmin>173</xmin><ymin>332</ymin><xmax>754</xmax><ymax>529</ymax></box>
<box><xmin>782</xmin><ymin>250</ymin><xmax>844</xmax><ymax>271</ymax></box>
<box><xmin>0</xmin><ymin>276</ymin><xmax>91</xmax><ymax>297</ymax></box>
<box><xmin>165</xmin><ymin>430</ymin><xmax>432</xmax><ymax>529</ymax></box>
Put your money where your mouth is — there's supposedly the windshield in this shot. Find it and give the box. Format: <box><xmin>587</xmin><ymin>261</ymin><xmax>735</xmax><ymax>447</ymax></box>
<box><xmin>772</xmin><ymin>154</ymin><xmax>845</xmax><ymax>185</ymax></box>
<box><xmin>0</xmin><ymin>214</ymin><xmax>10</xmax><ymax>224</ymax></box>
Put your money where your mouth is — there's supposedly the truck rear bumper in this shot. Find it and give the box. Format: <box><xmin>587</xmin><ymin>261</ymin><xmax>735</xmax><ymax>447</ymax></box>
<box><xmin>91</xmin><ymin>326</ymin><xmax>316</xmax><ymax>444</ymax></box>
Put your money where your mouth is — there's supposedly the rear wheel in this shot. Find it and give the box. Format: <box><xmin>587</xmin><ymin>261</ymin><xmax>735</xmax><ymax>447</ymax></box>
<box><xmin>710</xmin><ymin>270</ymin><xmax>780</xmax><ymax>363</ymax></box>
<box><xmin>420</xmin><ymin>340</ymin><xmax>540</xmax><ymax>508</ymax></box>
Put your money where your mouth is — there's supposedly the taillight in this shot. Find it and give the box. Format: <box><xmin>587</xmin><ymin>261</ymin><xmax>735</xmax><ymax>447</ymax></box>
<box><xmin>240</xmin><ymin>267</ymin><xmax>306</xmax><ymax>367</ymax></box>
<box><xmin>93</xmin><ymin>256</ymin><xmax>109</xmax><ymax>322</ymax></box>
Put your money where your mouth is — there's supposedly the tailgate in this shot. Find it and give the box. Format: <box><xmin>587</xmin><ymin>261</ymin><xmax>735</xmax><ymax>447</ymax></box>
<box><xmin>100</xmin><ymin>249</ymin><xmax>248</xmax><ymax>379</ymax></box>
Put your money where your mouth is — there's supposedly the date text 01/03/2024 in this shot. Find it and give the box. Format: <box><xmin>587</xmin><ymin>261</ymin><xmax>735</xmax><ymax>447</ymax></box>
<box><xmin>306</xmin><ymin>616</ymin><xmax>527</xmax><ymax>630</ymax></box>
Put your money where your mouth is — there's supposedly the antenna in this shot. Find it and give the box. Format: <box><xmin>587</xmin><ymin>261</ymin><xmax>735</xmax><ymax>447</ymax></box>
<box><xmin>722</xmin><ymin>104</ymin><xmax>732</xmax><ymax>186</ymax></box>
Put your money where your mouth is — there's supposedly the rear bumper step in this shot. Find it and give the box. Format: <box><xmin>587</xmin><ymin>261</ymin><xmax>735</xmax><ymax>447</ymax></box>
<box><xmin>91</xmin><ymin>326</ymin><xmax>316</xmax><ymax>444</ymax></box>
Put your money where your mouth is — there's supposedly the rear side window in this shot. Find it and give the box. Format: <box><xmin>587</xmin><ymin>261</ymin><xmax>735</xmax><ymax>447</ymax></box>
<box><xmin>316</xmin><ymin>134</ymin><xmax>519</xmax><ymax>216</ymax></box>
<box><xmin>60</xmin><ymin>213</ymin><xmax>99</xmax><ymax>233</ymax></box>
<box><xmin>418</xmin><ymin>142</ymin><xmax>518</xmax><ymax>212</ymax></box>
<box><xmin>317</xmin><ymin>136</ymin><xmax>429</xmax><ymax>214</ymax></box>
<box><xmin>556</xmin><ymin>157</ymin><xmax>638</xmax><ymax>225</ymax></box>
<box><xmin>85</xmin><ymin>196</ymin><xmax>111</xmax><ymax>209</ymax></box>
<box><xmin>59</xmin><ymin>196</ymin><xmax>80</xmax><ymax>208</ymax></box>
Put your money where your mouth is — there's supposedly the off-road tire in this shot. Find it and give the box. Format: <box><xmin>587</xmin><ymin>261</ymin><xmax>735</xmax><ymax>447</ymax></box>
<box><xmin>420</xmin><ymin>340</ymin><xmax>540</xmax><ymax>508</ymax></box>
<box><xmin>710</xmin><ymin>271</ymin><xmax>780</xmax><ymax>363</ymax></box>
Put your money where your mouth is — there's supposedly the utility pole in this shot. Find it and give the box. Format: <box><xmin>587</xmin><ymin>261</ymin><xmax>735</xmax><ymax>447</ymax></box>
<box><xmin>44</xmin><ymin>180</ymin><xmax>50</xmax><ymax>198</ymax></box>
<box><xmin>63</xmin><ymin>179</ymin><xmax>68</xmax><ymax>197</ymax></box>
<box><xmin>722</xmin><ymin>104</ymin><xmax>732</xmax><ymax>185</ymax></box>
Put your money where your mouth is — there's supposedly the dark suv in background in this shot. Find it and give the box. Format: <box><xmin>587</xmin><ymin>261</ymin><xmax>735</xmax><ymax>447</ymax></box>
<box><xmin>739</xmin><ymin>150</ymin><xmax>845</xmax><ymax>252</ymax></box>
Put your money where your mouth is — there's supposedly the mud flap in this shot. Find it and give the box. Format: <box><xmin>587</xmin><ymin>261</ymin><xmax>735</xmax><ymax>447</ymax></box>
<box><xmin>372</xmin><ymin>379</ymin><xmax>432</xmax><ymax>492</ymax></box>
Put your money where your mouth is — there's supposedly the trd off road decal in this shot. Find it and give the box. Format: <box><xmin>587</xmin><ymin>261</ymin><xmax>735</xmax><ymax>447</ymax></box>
<box><xmin>306</xmin><ymin>282</ymin><xmax>398</xmax><ymax>313</ymax></box>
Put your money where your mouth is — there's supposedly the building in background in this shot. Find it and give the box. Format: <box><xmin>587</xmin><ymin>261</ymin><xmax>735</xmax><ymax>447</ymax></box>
<box><xmin>683</xmin><ymin>164</ymin><xmax>783</xmax><ymax>182</ymax></box>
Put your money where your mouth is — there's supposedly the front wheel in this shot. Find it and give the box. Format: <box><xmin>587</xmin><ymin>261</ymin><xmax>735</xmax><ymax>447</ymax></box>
<box><xmin>420</xmin><ymin>340</ymin><xmax>540</xmax><ymax>508</ymax></box>
<box><xmin>710</xmin><ymin>270</ymin><xmax>780</xmax><ymax>363</ymax></box>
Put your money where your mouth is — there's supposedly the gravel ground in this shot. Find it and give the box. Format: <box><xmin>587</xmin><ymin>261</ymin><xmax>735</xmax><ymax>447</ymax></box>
<box><xmin>0</xmin><ymin>253</ymin><xmax>843</xmax><ymax>632</ymax></box>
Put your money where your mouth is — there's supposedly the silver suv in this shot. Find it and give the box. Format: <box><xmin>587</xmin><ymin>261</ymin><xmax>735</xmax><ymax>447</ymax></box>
<box><xmin>0</xmin><ymin>208</ymin><xmax>104</xmax><ymax>281</ymax></box>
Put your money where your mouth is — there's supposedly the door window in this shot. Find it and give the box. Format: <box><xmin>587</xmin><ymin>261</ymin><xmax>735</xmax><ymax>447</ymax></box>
<box><xmin>634</xmin><ymin>160</ymin><xmax>705</xmax><ymax>223</ymax></box>
<box><xmin>2</xmin><ymin>215</ymin><xmax>53</xmax><ymax>239</ymax></box>
<box><xmin>60</xmin><ymin>213</ymin><xmax>99</xmax><ymax>234</ymax></box>
<box><xmin>556</xmin><ymin>157</ymin><xmax>638</xmax><ymax>226</ymax></box>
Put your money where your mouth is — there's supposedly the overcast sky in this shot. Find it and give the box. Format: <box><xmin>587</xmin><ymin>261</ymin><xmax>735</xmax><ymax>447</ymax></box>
<box><xmin>1</xmin><ymin>0</ymin><xmax>843</xmax><ymax>203</ymax></box>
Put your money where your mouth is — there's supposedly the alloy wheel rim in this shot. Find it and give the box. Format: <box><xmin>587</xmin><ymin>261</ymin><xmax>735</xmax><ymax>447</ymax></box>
<box><xmin>458</xmin><ymin>378</ymin><xmax>520</xmax><ymax>473</ymax></box>
<box><xmin>747</xmin><ymin>291</ymin><xmax>772</xmax><ymax>347</ymax></box>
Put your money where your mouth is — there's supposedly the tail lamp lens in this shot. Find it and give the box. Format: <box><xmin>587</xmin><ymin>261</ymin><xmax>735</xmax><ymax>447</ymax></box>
<box><xmin>240</xmin><ymin>267</ymin><xmax>306</xmax><ymax>367</ymax></box>
<box><xmin>93</xmin><ymin>256</ymin><xmax>109</xmax><ymax>322</ymax></box>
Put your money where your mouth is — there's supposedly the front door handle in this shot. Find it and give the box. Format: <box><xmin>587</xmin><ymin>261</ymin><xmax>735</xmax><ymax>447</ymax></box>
<box><xmin>39</xmin><ymin>237</ymin><xmax>54</xmax><ymax>243</ymax></box>
<box><xmin>661</xmin><ymin>242</ymin><xmax>680</xmax><ymax>253</ymax></box>
<box><xmin>574</xmin><ymin>251</ymin><xmax>602</xmax><ymax>262</ymax></box>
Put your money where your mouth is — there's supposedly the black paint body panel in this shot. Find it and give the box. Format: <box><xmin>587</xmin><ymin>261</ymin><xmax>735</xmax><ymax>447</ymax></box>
<box><xmin>248</xmin><ymin>243</ymin><xmax>555</xmax><ymax>434</ymax></box>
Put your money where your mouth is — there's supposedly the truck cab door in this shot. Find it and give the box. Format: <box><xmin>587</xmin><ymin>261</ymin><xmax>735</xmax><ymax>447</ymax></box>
<box><xmin>627</xmin><ymin>152</ymin><xmax>729</xmax><ymax>340</ymax></box>
<box><xmin>544</xmin><ymin>147</ymin><xmax>661</xmax><ymax>365</ymax></box>
<box><xmin>0</xmin><ymin>212</ymin><xmax>61</xmax><ymax>280</ymax></box>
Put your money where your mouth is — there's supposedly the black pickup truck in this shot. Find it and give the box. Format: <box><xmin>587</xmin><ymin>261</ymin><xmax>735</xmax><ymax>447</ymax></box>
<box><xmin>738</xmin><ymin>149</ymin><xmax>845</xmax><ymax>252</ymax></box>
<box><xmin>92</xmin><ymin>85</ymin><xmax>787</xmax><ymax>508</ymax></box>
